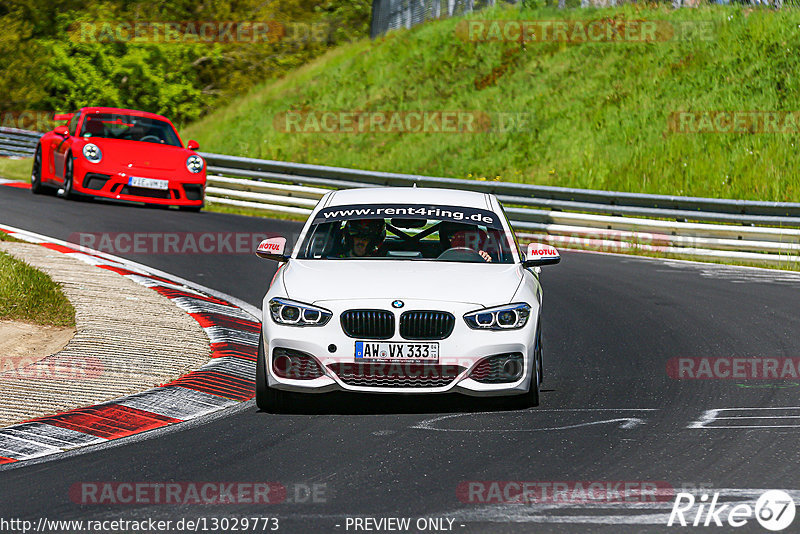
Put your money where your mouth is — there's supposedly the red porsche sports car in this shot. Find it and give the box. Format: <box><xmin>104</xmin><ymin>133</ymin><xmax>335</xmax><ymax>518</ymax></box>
<box><xmin>31</xmin><ymin>107</ymin><xmax>206</xmax><ymax>211</ymax></box>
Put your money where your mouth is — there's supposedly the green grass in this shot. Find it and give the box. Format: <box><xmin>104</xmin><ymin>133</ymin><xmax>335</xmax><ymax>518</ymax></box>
<box><xmin>0</xmin><ymin>231</ymin><xmax>22</xmax><ymax>242</ymax></box>
<box><xmin>0</xmin><ymin>251</ymin><xmax>76</xmax><ymax>327</ymax></box>
<box><xmin>0</xmin><ymin>158</ymin><xmax>32</xmax><ymax>183</ymax></box>
<box><xmin>184</xmin><ymin>5</ymin><xmax>800</xmax><ymax>202</ymax></box>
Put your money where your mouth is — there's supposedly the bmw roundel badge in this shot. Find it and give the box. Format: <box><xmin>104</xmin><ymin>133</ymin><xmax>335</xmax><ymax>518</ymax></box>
<box><xmin>392</xmin><ymin>300</ymin><xmax>404</xmax><ymax>309</ymax></box>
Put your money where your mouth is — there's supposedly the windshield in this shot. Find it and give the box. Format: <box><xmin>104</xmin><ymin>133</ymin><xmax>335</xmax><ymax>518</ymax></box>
<box><xmin>80</xmin><ymin>113</ymin><xmax>182</xmax><ymax>147</ymax></box>
<box><xmin>297</xmin><ymin>203</ymin><xmax>516</xmax><ymax>263</ymax></box>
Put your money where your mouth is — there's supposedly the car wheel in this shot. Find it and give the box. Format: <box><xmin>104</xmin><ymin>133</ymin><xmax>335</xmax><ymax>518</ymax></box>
<box><xmin>256</xmin><ymin>333</ymin><xmax>288</xmax><ymax>413</ymax></box>
<box><xmin>536</xmin><ymin>322</ymin><xmax>544</xmax><ymax>386</ymax></box>
<box><xmin>512</xmin><ymin>326</ymin><xmax>541</xmax><ymax>409</ymax></box>
<box><xmin>62</xmin><ymin>154</ymin><xmax>76</xmax><ymax>200</ymax></box>
<box><xmin>501</xmin><ymin>341</ymin><xmax>540</xmax><ymax>410</ymax></box>
<box><xmin>179</xmin><ymin>204</ymin><xmax>203</xmax><ymax>213</ymax></box>
<box><xmin>31</xmin><ymin>145</ymin><xmax>43</xmax><ymax>194</ymax></box>
<box><xmin>526</xmin><ymin>349</ymin><xmax>541</xmax><ymax>408</ymax></box>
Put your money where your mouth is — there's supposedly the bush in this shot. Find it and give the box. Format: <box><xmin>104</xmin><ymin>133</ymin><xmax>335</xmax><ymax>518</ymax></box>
<box><xmin>0</xmin><ymin>0</ymin><xmax>372</xmax><ymax>124</ymax></box>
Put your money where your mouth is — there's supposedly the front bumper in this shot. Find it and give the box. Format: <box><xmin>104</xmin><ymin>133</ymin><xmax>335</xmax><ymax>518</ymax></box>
<box><xmin>262</xmin><ymin>299</ymin><xmax>538</xmax><ymax>397</ymax></box>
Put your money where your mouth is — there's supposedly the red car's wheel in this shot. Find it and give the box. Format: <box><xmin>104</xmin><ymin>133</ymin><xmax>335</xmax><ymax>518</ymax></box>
<box><xmin>62</xmin><ymin>154</ymin><xmax>75</xmax><ymax>200</ymax></box>
<box><xmin>31</xmin><ymin>145</ymin><xmax>44</xmax><ymax>195</ymax></box>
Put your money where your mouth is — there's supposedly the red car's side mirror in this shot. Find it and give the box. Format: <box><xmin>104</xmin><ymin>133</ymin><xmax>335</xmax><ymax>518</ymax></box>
<box><xmin>53</xmin><ymin>125</ymin><xmax>69</xmax><ymax>136</ymax></box>
<box><xmin>187</xmin><ymin>140</ymin><xmax>200</xmax><ymax>150</ymax></box>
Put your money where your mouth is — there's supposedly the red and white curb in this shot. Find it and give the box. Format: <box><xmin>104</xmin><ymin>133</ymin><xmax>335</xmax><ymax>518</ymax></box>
<box><xmin>0</xmin><ymin>179</ymin><xmax>31</xmax><ymax>189</ymax></box>
<box><xmin>0</xmin><ymin>224</ymin><xmax>260</xmax><ymax>465</ymax></box>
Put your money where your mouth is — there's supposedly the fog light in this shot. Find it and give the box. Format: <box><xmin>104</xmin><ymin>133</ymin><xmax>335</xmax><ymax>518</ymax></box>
<box><xmin>501</xmin><ymin>357</ymin><xmax>522</xmax><ymax>379</ymax></box>
<box><xmin>272</xmin><ymin>348</ymin><xmax>324</xmax><ymax>380</ymax></box>
<box><xmin>469</xmin><ymin>353</ymin><xmax>524</xmax><ymax>383</ymax></box>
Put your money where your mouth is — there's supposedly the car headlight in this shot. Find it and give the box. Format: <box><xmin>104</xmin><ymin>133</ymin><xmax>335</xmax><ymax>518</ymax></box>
<box><xmin>269</xmin><ymin>297</ymin><xmax>332</xmax><ymax>327</ymax></box>
<box><xmin>82</xmin><ymin>143</ymin><xmax>102</xmax><ymax>163</ymax></box>
<box><xmin>186</xmin><ymin>155</ymin><xmax>204</xmax><ymax>173</ymax></box>
<box><xmin>464</xmin><ymin>303</ymin><xmax>531</xmax><ymax>330</ymax></box>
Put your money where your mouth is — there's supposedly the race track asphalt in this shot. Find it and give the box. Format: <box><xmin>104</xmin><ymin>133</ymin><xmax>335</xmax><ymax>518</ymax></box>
<box><xmin>1</xmin><ymin>185</ymin><xmax>799</xmax><ymax>533</ymax></box>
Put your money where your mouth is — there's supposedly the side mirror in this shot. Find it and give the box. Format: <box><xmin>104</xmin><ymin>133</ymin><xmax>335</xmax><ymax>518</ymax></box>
<box><xmin>187</xmin><ymin>140</ymin><xmax>200</xmax><ymax>150</ymax></box>
<box><xmin>53</xmin><ymin>113</ymin><xmax>74</xmax><ymax>122</ymax></box>
<box><xmin>522</xmin><ymin>242</ymin><xmax>560</xmax><ymax>267</ymax></box>
<box><xmin>256</xmin><ymin>237</ymin><xmax>289</xmax><ymax>261</ymax></box>
<box><xmin>53</xmin><ymin>125</ymin><xmax>69</xmax><ymax>136</ymax></box>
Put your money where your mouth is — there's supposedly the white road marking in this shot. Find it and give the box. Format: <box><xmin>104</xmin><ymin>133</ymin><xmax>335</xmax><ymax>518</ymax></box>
<box><xmin>660</xmin><ymin>259</ymin><xmax>800</xmax><ymax>286</ymax></box>
<box><xmin>412</xmin><ymin>409</ymin><xmax>657</xmax><ymax>432</ymax></box>
<box><xmin>689</xmin><ymin>406</ymin><xmax>800</xmax><ymax>429</ymax></box>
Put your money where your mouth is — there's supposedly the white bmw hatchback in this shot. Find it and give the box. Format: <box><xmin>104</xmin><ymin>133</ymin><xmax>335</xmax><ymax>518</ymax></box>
<box><xmin>255</xmin><ymin>187</ymin><xmax>560</xmax><ymax>411</ymax></box>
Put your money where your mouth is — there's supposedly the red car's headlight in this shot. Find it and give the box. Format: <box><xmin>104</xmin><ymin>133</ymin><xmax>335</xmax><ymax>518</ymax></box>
<box><xmin>186</xmin><ymin>155</ymin><xmax>204</xmax><ymax>173</ymax></box>
<box><xmin>82</xmin><ymin>143</ymin><xmax>102</xmax><ymax>163</ymax></box>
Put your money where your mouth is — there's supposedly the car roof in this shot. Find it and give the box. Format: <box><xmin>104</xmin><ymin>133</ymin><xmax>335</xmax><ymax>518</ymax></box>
<box><xmin>78</xmin><ymin>107</ymin><xmax>172</xmax><ymax>122</ymax></box>
<box><xmin>326</xmin><ymin>187</ymin><xmax>494</xmax><ymax>210</ymax></box>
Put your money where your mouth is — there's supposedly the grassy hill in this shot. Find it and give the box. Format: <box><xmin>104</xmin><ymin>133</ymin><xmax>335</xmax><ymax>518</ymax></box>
<box><xmin>185</xmin><ymin>4</ymin><xmax>800</xmax><ymax>202</ymax></box>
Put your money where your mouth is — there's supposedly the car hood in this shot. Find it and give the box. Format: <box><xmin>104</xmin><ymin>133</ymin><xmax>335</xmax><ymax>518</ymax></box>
<box><xmin>81</xmin><ymin>138</ymin><xmax>191</xmax><ymax>172</ymax></box>
<box><xmin>281</xmin><ymin>260</ymin><xmax>524</xmax><ymax>307</ymax></box>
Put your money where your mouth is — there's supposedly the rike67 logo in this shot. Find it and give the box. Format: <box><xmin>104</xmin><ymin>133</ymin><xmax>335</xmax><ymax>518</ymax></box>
<box><xmin>668</xmin><ymin>490</ymin><xmax>795</xmax><ymax>531</ymax></box>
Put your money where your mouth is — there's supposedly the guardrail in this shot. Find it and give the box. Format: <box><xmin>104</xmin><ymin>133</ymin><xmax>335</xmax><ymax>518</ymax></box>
<box><xmin>0</xmin><ymin>127</ymin><xmax>42</xmax><ymax>158</ymax></box>
<box><xmin>199</xmin><ymin>152</ymin><xmax>800</xmax><ymax>267</ymax></box>
<box><xmin>2</xmin><ymin>127</ymin><xmax>797</xmax><ymax>267</ymax></box>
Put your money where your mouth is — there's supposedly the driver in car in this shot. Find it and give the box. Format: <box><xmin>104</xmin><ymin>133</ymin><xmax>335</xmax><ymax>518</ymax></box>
<box><xmin>439</xmin><ymin>222</ymin><xmax>492</xmax><ymax>262</ymax></box>
<box><xmin>340</xmin><ymin>219</ymin><xmax>386</xmax><ymax>257</ymax></box>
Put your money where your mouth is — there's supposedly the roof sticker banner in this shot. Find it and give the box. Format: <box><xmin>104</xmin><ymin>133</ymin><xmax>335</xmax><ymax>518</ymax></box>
<box><xmin>312</xmin><ymin>204</ymin><xmax>501</xmax><ymax>228</ymax></box>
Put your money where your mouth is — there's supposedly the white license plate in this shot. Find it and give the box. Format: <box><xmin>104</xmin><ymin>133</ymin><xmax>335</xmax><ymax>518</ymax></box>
<box><xmin>355</xmin><ymin>341</ymin><xmax>439</xmax><ymax>362</ymax></box>
<box><xmin>128</xmin><ymin>176</ymin><xmax>168</xmax><ymax>190</ymax></box>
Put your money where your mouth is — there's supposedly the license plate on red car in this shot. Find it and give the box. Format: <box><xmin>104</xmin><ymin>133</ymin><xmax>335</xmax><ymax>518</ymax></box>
<box><xmin>128</xmin><ymin>176</ymin><xmax>168</xmax><ymax>190</ymax></box>
<box><xmin>355</xmin><ymin>341</ymin><xmax>439</xmax><ymax>362</ymax></box>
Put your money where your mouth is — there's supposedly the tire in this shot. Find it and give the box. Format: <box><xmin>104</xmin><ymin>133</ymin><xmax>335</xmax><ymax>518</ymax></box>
<box><xmin>514</xmin><ymin>325</ymin><xmax>541</xmax><ymax>409</ymax></box>
<box><xmin>536</xmin><ymin>322</ymin><xmax>544</xmax><ymax>386</ymax></box>
<box><xmin>256</xmin><ymin>333</ymin><xmax>289</xmax><ymax>413</ymax></box>
<box><xmin>501</xmin><ymin>331</ymin><xmax>541</xmax><ymax>410</ymax></box>
<box><xmin>526</xmin><ymin>348</ymin><xmax>541</xmax><ymax>408</ymax></box>
<box><xmin>62</xmin><ymin>154</ymin><xmax>76</xmax><ymax>200</ymax></box>
<box><xmin>31</xmin><ymin>144</ymin><xmax>43</xmax><ymax>194</ymax></box>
